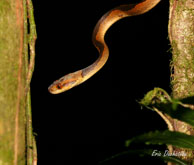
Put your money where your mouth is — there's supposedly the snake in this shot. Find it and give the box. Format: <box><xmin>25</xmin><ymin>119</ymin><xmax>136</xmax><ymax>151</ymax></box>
<box><xmin>48</xmin><ymin>0</ymin><xmax>161</xmax><ymax>94</ymax></box>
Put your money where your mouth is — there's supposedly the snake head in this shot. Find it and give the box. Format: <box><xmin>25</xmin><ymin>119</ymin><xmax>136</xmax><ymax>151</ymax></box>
<box><xmin>48</xmin><ymin>70</ymin><xmax>83</xmax><ymax>94</ymax></box>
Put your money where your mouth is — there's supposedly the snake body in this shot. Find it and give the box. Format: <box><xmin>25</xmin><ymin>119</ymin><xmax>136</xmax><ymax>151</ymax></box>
<box><xmin>48</xmin><ymin>0</ymin><xmax>161</xmax><ymax>94</ymax></box>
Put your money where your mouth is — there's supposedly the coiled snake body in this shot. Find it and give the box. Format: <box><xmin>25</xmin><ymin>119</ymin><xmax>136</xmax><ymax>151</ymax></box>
<box><xmin>48</xmin><ymin>0</ymin><xmax>161</xmax><ymax>94</ymax></box>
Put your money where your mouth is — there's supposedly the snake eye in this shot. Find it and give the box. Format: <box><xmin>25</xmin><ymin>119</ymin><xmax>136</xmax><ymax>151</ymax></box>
<box><xmin>56</xmin><ymin>84</ymin><xmax>62</xmax><ymax>89</ymax></box>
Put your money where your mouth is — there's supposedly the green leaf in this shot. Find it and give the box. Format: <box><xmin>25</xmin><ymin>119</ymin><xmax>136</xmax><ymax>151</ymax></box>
<box><xmin>140</xmin><ymin>88</ymin><xmax>194</xmax><ymax>126</ymax></box>
<box><xmin>154</xmin><ymin>102</ymin><xmax>194</xmax><ymax>126</ymax></box>
<box><xmin>125</xmin><ymin>130</ymin><xmax>194</xmax><ymax>150</ymax></box>
<box><xmin>99</xmin><ymin>149</ymin><xmax>188</xmax><ymax>165</ymax></box>
<box><xmin>179</xmin><ymin>96</ymin><xmax>194</xmax><ymax>105</ymax></box>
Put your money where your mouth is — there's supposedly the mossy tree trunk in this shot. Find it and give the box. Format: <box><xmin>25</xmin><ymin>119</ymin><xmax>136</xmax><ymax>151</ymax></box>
<box><xmin>168</xmin><ymin>0</ymin><xmax>194</xmax><ymax>163</ymax></box>
<box><xmin>0</xmin><ymin>0</ymin><xmax>36</xmax><ymax>164</ymax></box>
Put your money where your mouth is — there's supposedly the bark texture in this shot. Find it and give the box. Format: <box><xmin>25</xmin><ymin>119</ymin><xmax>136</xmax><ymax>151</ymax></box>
<box><xmin>168</xmin><ymin>0</ymin><xmax>194</xmax><ymax>162</ymax></box>
<box><xmin>0</xmin><ymin>0</ymin><xmax>26</xmax><ymax>164</ymax></box>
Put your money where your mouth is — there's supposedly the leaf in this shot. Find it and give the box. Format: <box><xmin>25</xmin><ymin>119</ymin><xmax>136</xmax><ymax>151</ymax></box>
<box><xmin>125</xmin><ymin>130</ymin><xmax>194</xmax><ymax>150</ymax></box>
<box><xmin>99</xmin><ymin>149</ymin><xmax>188</xmax><ymax>165</ymax></box>
<box><xmin>153</xmin><ymin>102</ymin><xmax>194</xmax><ymax>126</ymax></box>
<box><xmin>179</xmin><ymin>96</ymin><xmax>194</xmax><ymax>105</ymax></box>
<box><xmin>140</xmin><ymin>88</ymin><xmax>194</xmax><ymax>126</ymax></box>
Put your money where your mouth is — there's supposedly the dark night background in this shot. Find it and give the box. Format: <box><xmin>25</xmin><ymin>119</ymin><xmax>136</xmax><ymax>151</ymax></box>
<box><xmin>31</xmin><ymin>0</ymin><xmax>171</xmax><ymax>164</ymax></box>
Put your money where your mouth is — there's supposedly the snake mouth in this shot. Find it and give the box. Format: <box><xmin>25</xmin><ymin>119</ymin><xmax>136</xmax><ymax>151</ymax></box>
<box><xmin>48</xmin><ymin>81</ymin><xmax>60</xmax><ymax>94</ymax></box>
<box><xmin>48</xmin><ymin>84</ymin><xmax>57</xmax><ymax>94</ymax></box>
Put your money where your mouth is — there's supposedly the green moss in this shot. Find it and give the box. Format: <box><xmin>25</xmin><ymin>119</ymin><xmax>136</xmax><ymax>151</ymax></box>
<box><xmin>140</xmin><ymin>88</ymin><xmax>171</xmax><ymax>107</ymax></box>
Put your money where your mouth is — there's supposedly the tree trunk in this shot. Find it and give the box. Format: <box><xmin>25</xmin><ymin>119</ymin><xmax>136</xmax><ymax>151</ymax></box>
<box><xmin>168</xmin><ymin>0</ymin><xmax>194</xmax><ymax>163</ymax></box>
<box><xmin>0</xmin><ymin>0</ymin><xmax>36</xmax><ymax>164</ymax></box>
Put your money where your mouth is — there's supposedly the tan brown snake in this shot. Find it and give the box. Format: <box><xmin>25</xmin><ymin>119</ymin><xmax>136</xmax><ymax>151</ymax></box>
<box><xmin>48</xmin><ymin>0</ymin><xmax>161</xmax><ymax>94</ymax></box>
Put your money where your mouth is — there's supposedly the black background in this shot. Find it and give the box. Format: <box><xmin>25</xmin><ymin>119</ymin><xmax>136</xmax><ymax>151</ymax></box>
<box><xmin>31</xmin><ymin>0</ymin><xmax>171</xmax><ymax>164</ymax></box>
